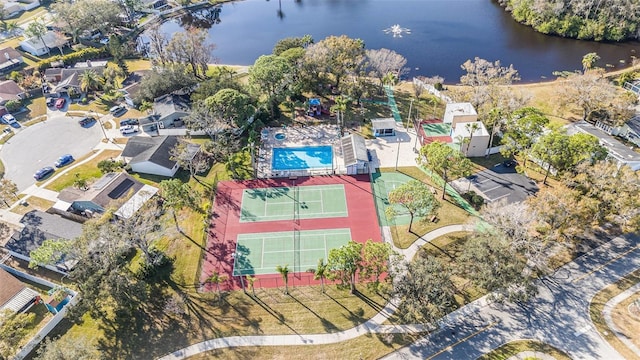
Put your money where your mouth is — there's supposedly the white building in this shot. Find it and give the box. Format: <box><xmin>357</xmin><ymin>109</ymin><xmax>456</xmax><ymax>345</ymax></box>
<box><xmin>121</xmin><ymin>136</ymin><xmax>199</xmax><ymax>177</ymax></box>
<box><xmin>568</xmin><ymin>121</ymin><xmax>640</xmax><ymax>171</ymax></box>
<box><xmin>443</xmin><ymin>102</ymin><xmax>489</xmax><ymax>157</ymax></box>
<box><xmin>340</xmin><ymin>134</ymin><xmax>369</xmax><ymax>175</ymax></box>
<box><xmin>19</xmin><ymin>31</ymin><xmax>68</xmax><ymax>56</ymax></box>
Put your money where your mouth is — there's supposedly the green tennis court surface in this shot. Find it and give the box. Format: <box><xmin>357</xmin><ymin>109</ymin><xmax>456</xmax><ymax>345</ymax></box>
<box><xmin>371</xmin><ymin>172</ymin><xmax>414</xmax><ymax>226</ymax></box>
<box><xmin>240</xmin><ymin>184</ymin><xmax>348</xmax><ymax>222</ymax></box>
<box><xmin>233</xmin><ymin>229</ymin><xmax>352</xmax><ymax>275</ymax></box>
<box><xmin>422</xmin><ymin>122</ymin><xmax>451</xmax><ymax>137</ymax></box>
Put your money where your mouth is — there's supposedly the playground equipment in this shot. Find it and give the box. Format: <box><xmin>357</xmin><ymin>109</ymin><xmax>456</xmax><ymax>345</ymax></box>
<box><xmin>307</xmin><ymin>98</ymin><xmax>330</xmax><ymax>117</ymax></box>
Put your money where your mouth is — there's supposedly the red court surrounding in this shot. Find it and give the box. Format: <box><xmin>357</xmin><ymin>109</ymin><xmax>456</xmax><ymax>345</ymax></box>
<box><xmin>200</xmin><ymin>175</ymin><xmax>381</xmax><ymax>291</ymax></box>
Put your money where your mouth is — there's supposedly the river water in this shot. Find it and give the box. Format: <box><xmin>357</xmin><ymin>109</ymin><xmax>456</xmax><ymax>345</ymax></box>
<box><xmin>156</xmin><ymin>0</ymin><xmax>640</xmax><ymax>83</ymax></box>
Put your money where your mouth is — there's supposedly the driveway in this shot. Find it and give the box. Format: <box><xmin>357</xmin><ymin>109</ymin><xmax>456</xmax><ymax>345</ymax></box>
<box><xmin>0</xmin><ymin>112</ymin><xmax>102</xmax><ymax>191</ymax></box>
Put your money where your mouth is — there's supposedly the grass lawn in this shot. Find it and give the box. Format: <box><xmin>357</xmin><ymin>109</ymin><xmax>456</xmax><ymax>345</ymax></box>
<box><xmin>611</xmin><ymin>290</ymin><xmax>640</xmax><ymax>354</ymax></box>
<box><xmin>380</xmin><ymin>167</ymin><xmax>474</xmax><ymax>249</ymax></box>
<box><xmin>44</xmin><ymin>150</ymin><xmax>121</xmax><ymax>192</ymax></box>
<box><xmin>19</xmin><ymin>97</ymin><xmax>47</xmax><ymax>121</ymax></box>
<box><xmin>124</xmin><ymin>59</ymin><xmax>152</xmax><ymax>72</ymax></box>
<box><xmin>187</xmin><ymin>332</ymin><xmax>426</xmax><ymax>360</ymax></box>
<box><xmin>478</xmin><ymin>340</ymin><xmax>571</xmax><ymax>360</ymax></box>
<box><xmin>419</xmin><ymin>232</ymin><xmax>485</xmax><ymax>305</ymax></box>
<box><xmin>590</xmin><ymin>268</ymin><xmax>640</xmax><ymax>360</ymax></box>
<box><xmin>10</xmin><ymin>196</ymin><xmax>55</xmax><ymax>215</ymax></box>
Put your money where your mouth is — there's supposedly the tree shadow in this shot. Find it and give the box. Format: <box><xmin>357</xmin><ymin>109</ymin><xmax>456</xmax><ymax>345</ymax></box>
<box><xmin>289</xmin><ymin>293</ymin><xmax>338</xmax><ymax>332</ymax></box>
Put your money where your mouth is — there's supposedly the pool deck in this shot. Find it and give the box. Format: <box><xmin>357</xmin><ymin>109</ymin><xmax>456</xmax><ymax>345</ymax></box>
<box><xmin>258</xmin><ymin>125</ymin><xmax>342</xmax><ymax>178</ymax></box>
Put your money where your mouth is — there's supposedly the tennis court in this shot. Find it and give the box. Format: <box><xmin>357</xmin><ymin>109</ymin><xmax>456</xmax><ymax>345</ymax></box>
<box><xmin>233</xmin><ymin>228</ymin><xmax>352</xmax><ymax>275</ymax></box>
<box><xmin>422</xmin><ymin>122</ymin><xmax>451</xmax><ymax>137</ymax></box>
<box><xmin>371</xmin><ymin>172</ymin><xmax>415</xmax><ymax>226</ymax></box>
<box><xmin>240</xmin><ymin>184</ymin><xmax>348</xmax><ymax>222</ymax></box>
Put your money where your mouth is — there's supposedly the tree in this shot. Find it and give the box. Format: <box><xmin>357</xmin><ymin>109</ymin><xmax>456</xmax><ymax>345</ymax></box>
<box><xmin>385</xmin><ymin>180</ymin><xmax>440</xmax><ymax>232</ymax></box>
<box><xmin>52</xmin><ymin>0</ymin><xmax>123</xmax><ymax>44</ymax></box>
<box><xmin>366</xmin><ymin>48</ymin><xmax>407</xmax><ymax>93</ymax></box>
<box><xmin>330</xmin><ymin>95</ymin><xmax>349</xmax><ymax>131</ymax></box>
<box><xmin>275</xmin><ymin>264</ymin><xmax>290</xmax><ymax>295</ymax></box>
<box><xmin>460</xmin><ymin>57</ymin><xmax>520</xmax><ymax>87</ymax></box>
<box><xmin>564</xmin><ymin>161</ymin><xmax>640</xmax><ymax>233</ymax></box>
<box><xmin>97</xmin><ymin>159</ymin><xmax>121</xmax><ymax>174</ymax></box>
<box><xmin>0</xmin><ymin>310</ymin><xmax>35</xmax><ymax>358</ymax></box>
<box><xmin>418</xmin><ymin>141</ymin><xmax>473</xmax><ymax>199</ymax></box>
<box><xmin>555</xmin><ymin>69</ymin><xmax>635</xmax><ymax>124</ymax></box>
<box><xmin>101</xmin><ymin>62</ymin><xmax>126</xmax><ymax>94</ymax></box>
<box><xmin>360</xmin><ymin>240</ymin><xmax>394</xmax><ymax>291</ymax></box>
<box><xmin>582</xmin><ymin>52</ymin><xmax>600</xmax><ymax>72</ymax></box>
<box><xmin>170</xmin><ymin>141</ymin><xmax>209</xmax><ymax>179</ymax></box>
<box><xmin>29</xmin><ymin>239</ymin><xmax>74</xmax><ymax>270</ymax></box>
<box><xmin>500</xmin><ymin>107</ymin><xmax>549</xmax><ymax>168</ymax></box>
<box><xmin>158</xmin><ymin>179</ymin><xmax>200</xmax><ymax>229</ymax></box>
<box><xmin>25</xmin><ymin>19</ymin><xmax>49</xmax><ymax>55</ymax></box>
<box><xmin>392</xmin><ymin>256</ymin><xmax>457</xmax><ymax>324</ymax></box>
<box><xmin>246</xmin><ymin>275</ymin><xmax>257</xmax><ymax>296</ymax></box>
<box><xmin>0</xmin><ymin>178</ymin><xmax>18</xmax><ymax>207</ymax></box>
<box><xmin>272</xmin><ymin>35</ymin><xmax>313</xmax><ymax>55</ymax></box>
<box><xmin>460</xmin><ymin>231</ymin><xmax>537</xmax><ymax>302</ymax></box>
<box><xmin>248</xmin><ymin>55</ymin><xmax>292</xmax><ymax>118</ymax></box>
<box><xmin>205</xmin><ymin>88</ymin><xmax>254</xmax><ymax>129</ymax></box>
<box><xmin>79</xmin><ymin>70</ymin><xmax>101</xmax><ymax>93</ymax></box>
<box><xmin>135</xmin><ymin>65</ymin><xmax>198</xmax><ymax>103</ymax></box>
<box><xmin>464</xmin><ymin>122</ymin><xmax>481</xmax><ymax>155</ymax></box>
<box><xmin>165</xmin><ymin>28</ymin><xmax>215</xmax><ymax>78</ymax></box>
<box><xmin>304</xmin><ymin>35</ymin><xmax>365</xmax><ymax>90</ymax></box>
<box><xmin>312</xmin><ymin>258</ymin><xmax>329</xmax><ymax>294</ymax></box>
<box><xmin>532</xmin><ymin>129</ymin><xmax>607</xmax><ymax>184</ymax></box>
<box><xmin>327</xmin><ymin>240</ymin><xmax>363</xmax><ymax>294</ymax></box>
<box><xmin>34</xmin><ymin>335</ymin><xmax>100</xmax><ymax>360</ymax></box>
<box><xmin>206</xmin><ymin>271</ymin><xmax>227</xmax><ymax>304</ymax></box>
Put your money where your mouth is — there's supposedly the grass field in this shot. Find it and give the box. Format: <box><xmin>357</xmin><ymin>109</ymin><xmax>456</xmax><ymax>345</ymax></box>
<box><xmin>44</xmin><ymin>150</ymin><xmax>121</xmax><ymax>191</ymax></box>
<box><xmin>234</xmin><ymin>229</ymin><xmax>352</xmax><ymax>275</ymax></box>
<box><xmin>478</xmin><ymin>340</ymin><xmax>571</xmax><ymax>360</ymax></box>
<box><xmin>240</xmin><ymin>184</ymin><xmax>348</xmax><ymax>222</ymax></box>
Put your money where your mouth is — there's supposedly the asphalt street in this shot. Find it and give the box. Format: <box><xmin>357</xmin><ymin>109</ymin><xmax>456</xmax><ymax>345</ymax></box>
<box><xmin>382</xmin><ymin>233</ymin><xmax>640</xmax><ymax>359</ymax></box>
<box><xmin>0</xmin><ymin>109</ymin><xmax>102</xmax><ymax>191</ymax></box>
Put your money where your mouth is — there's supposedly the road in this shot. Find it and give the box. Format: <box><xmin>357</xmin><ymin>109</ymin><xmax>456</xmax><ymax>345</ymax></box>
<box><xmin>383</xmin><ymin>233</ymin><xmax>640</xmax><ymax>360</ymax></box>
<box><xmin>0</xmin><ymin>107</ymin><xmax>102</xmax><ymax>191</ymax></box>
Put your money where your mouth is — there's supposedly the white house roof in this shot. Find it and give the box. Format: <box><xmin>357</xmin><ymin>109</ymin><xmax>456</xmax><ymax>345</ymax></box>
<box><xmin>371</xmin><ymin>118</ymin><xmax>397</xmax><ymax>130</ymax></box>
<box><xmin>568</xmin><ymin>121</ymin><xmax>640</xmax><ymax>169</ymax></box>
<box><xmin>115</xmin><ymin>184</ymin><xmax>159</xmax><ymax>219</ymax></box>
<box><xmin>20</xmin><ymin>31</ymin><xmax>67</xmax><ymax>51</ymax></box>
<box><xmin>340</xmin><ymin>134</ymin><xmax>368</xmax><ymax>166</ymax></box>
<box><xmin>452</xmin><ymin>121</ymin><xmax>489</xmax><ymax>139</ymax></box>
<box><xmin>444</xmin><ymin>102</ymin><xmax>477</xmax><ymax>124</ymax></box>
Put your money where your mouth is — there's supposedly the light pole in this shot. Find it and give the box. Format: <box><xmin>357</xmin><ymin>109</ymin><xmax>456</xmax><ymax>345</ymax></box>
<box><xmin>93</xmin><ymin>111</ymin><xmax>107</xmax><ymax>141</ymax></box>
<box><xmin>406</xmin><ymin>98</ymin><xmax>414</xmax><ymax>131</ymax></box>
<box><xmin>395</xmin><ymin>135</ymin><xmax>401</xmax><ymax>171</ymax></box>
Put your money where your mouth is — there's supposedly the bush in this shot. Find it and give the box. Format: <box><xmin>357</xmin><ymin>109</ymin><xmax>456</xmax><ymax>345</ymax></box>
<box><xmin>463</xmin><ymin>190</ymin><xmax>485</xmax><ymax>210</ymax></box>
<box><xmin>97</xmin><ymin>159</ymin><xmax>123</xmax><ymax>174</ymax></box>
<box><xmin>36</xmin><ymin>47</ymin><xmax>109</xmax><ymax>71</ymax></box>
<box><xmin>4</xmin><ymin>100</ymin><xmax>21</xmax><ymax>112</ymax></box>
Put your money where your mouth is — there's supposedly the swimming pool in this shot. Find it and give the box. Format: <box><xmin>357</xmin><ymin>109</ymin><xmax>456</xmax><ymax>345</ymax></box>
<box><xmin>272</xmin><ymin>146</ymin><xmax>333</xmax><ymax>171</ymax></box>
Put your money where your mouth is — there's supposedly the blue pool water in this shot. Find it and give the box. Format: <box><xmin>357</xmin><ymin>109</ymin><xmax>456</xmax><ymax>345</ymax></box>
<box><xmin>272</xmin><ymin>146</ymin><xmax>333</xmax><ymax>171</ymax></box>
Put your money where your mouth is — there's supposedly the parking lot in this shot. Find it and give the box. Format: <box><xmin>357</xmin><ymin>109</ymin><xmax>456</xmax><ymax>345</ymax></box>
<box><xmin>0</xmin><ymin>112</ymin><xmax>102</xmax><ymax>191</ymax></box>
<box><xmin>452</xmin><ymin>163</ymin><xmax>539</xmax><ymax>204</ymax></box>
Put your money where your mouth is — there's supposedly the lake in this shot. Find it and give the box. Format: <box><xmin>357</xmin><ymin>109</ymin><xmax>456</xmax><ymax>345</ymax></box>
<box><xmin>156</xmin><ymin>0</ymin><xmax>640</xmax><ymax>83</ymax></box>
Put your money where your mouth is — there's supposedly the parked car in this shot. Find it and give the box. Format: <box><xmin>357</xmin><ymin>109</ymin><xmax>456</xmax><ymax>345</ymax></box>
<box><xmin>120</xmin><ymin>125</ymin><xmax>138</xmax><ymax>134</ymax></box>
<box><xmin>2</xmin><ymin>114</ymin><xmax>19</xmax><ymax>128</ymax></box>
<box><xmin>119</xmin><ymin>118</ymin><xmax>138</xmax><ymax>126</ymax></box>
<box><xmin>503</xmin><ymin>159</ymin><xmax>517</xmax><ymax>167</ymax></box>
<box><xmin>109</xmin><ymin>105</ymin><xmax>126</xmax><ymax>116</ymax></box>
<box><xmin>34</xmin><ymin>166</ymin><xmax>54</xmax><ymax>180</ymax></box>
<box><xmin>46</xmin><ymin>97</ymin><xmax>55</xmax><ymax>107</ymax></box>
<box><xmin>55</xmin><ymin>98</ymin><xmax>66</xmax><ymax>109</ymax></box>
<box><xmin>78</xmin><ymin>116</ymin><xmax>95</xmax><ymax>126</ymax></box>
<box><xmin>54</xmin><ymin>154</ymin><xmax>74</xmax><ymax>167</ymax></box>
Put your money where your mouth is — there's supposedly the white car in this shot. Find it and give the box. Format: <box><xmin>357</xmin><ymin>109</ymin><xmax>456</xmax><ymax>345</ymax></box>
<box><xmin>2</xmin><ymin>114</ymin><xmax>19</xmax><ymax>127</ymax></box>
<box><xmin>120</xmin><ymin>125</ymin><xmax>138</xmax><ymax>135</ymax></box>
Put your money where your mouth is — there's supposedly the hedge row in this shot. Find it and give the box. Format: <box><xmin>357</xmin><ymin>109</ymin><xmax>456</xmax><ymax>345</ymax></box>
<box><xmin>37</xmin><ymin>47</ymin><xmax>110</xmax><ymax>71</ymax></box>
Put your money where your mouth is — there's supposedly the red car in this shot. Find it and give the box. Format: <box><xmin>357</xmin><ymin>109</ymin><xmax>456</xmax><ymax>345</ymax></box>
<box><xmin>55</xmin><ymin>98</ymin><xmax>66</xmax><ymax>109</ymax></box>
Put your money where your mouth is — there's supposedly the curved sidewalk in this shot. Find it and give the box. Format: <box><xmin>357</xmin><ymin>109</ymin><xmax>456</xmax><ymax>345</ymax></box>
<box><xmin>602</xmin><ymin>282</ymin><xmax>640</xmax><ymax>357</ymax></box>
<box><xmin>157</xmin><ymin>224</ymin><xmax>473</xmax><ymax>359</ymax></box>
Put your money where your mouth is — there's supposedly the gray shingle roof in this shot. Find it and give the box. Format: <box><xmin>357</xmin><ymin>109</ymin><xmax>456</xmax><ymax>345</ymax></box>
<box><xmin>5</xmin><ymin>210</ymin><xmax>83</xmax><ymax>258</ymax></box>
<box><xmin>122</xmin><ymin>135</ymin><xmax>179</xmax><ymax>169</ymax></box>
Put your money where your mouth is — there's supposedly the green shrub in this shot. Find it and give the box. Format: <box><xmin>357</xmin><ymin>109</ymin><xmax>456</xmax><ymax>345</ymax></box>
<box><xmin>37</xmin><ymin>47</ymin><xmax>110</xmax><ymax>71</ymax></box>
<box><xmin>5</xmin><ymin>100</ymin><xmax>22</xmax><ymax>112</ymax></box>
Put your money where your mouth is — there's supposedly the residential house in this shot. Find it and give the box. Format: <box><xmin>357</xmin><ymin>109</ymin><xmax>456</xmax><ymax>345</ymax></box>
<box><xmin>371</xmin><ymin>118</ymin><xmax>397</xmax><ymax>137</ymax></box>
<box><xmin>595</xmin><ymin>116</ymin><xmax>640</xmax><ymax>147</ymax></box>
<box><xmin>1</xmin><ymin>0</ymin><xmax>39</xmax><ymax>18</ymax></box>
<box><xmin>567</xmin><ymin>121</ymin><xmax>640</xmax><ymax>171</ymax></box>
<box><xmin>50</xmin><ymin>61</ymin><xmax>107</xmax><ymax>95</ymax></box>
<box><xmin>122</xmin><ymin>136</ymin><xmax>200</xmax><ymax>177</ymax></box>
<box><xmin>340</xmin><ymin>133</ymin><xmax>369</xmax><ymax>175</ymax></box>
<box><xmin>19</xmin><ymin>31</ymin><xmax>68</xmax><ymax>57</ymax></box>
<box><xmin>443</xmin><ymin>102</ymin><xmax>489</xmax><ymax>157</ymax></box>
<box><xmin>0</xmin><ymin>47</ymin><xmax>23</xmax><ymax>74</ymax></box>
<box><xmin>56</xmin><ymin>172</ymin><xmax>158</xmax><ymax>219</ymax></box>
<box><xmin>4</xmin><ymin>210</ymin><xmax>83</xmax><ymax>274</ymax></box>
<box><xmin>152</xmin><ymin>94</ymin><xmax>191</xmax><ymax>128</ymax></box>
<box><xmin>0</xmin><ymin>80</ymin><xmax>24</xmax><ymax>105</ymax></box>
<box><xmin>119</xmin><ymin>70</ymin><xmax>148</xmax><ymax>108</ymax></box>
<box><xmin>0</xmin><ymin>268</ymin><xmax>38</xmax><ymax>313</ymax></box>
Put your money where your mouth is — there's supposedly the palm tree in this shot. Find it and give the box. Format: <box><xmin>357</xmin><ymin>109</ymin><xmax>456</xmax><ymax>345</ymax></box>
<box><xmin>582</xmin><ymin>52</ymin><xmax>600</xmax><ymax>73</ymax></box>
<box><xmin>275</xmin><ymin>264</ymin><xmax>290</xmax><ymax>295</ymax></box>
<box><xmin>331</xmin><ymin>96</ymin><xmax>349</xmax><ymax>133</ymax></box>
<box><xmin>79</xmin><ymin>70</ymin><xmax>101</xmax><ymax>94</ymax></box>
<box><xmin>207</xmin><ymin>271</ymin><xmax>227</xmax><ymax>304</ymax></box>
<box><xmin>313</xmin><ymin>258</ymin><xmax>329</xmax><ymax>294</ymax></box>
<box><xmin>246</xmin><ymin>275</ymin><xmax>257</xmax><ymax>296</ymax></box>
<box><xmin>25</xmin><ymin>19</ymin><xmax>49</xmax><ymax>55</ymax></box>
<box><xmin>464</xmin><ymin>122</ymin><xmax>480</xmax><ymax>155</ymax></box>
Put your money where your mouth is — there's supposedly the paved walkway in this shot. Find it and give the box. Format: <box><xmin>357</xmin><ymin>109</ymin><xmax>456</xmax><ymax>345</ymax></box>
<box><xmin>602</xmin><ymin>282</ymin><xmax>640</xmax><ymax>357</ymax></box>
<box><xmin>157</xmin><ymin>223</ymin><xmax>476</xmax><ymax>360</ymax></box>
